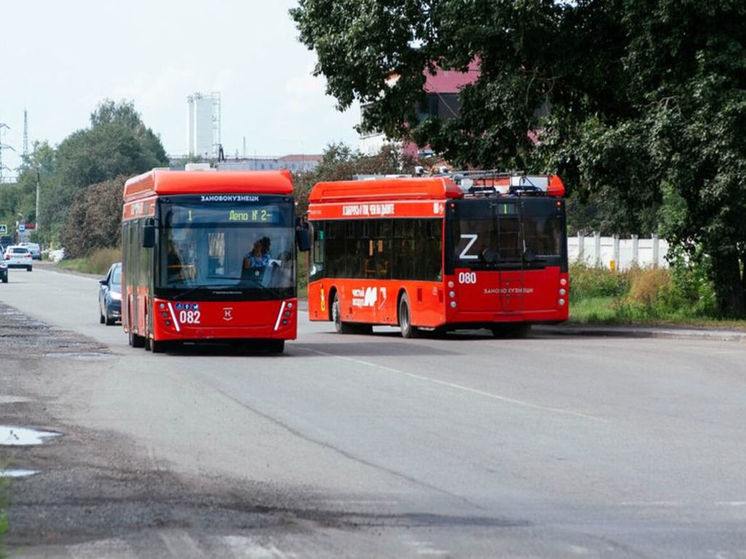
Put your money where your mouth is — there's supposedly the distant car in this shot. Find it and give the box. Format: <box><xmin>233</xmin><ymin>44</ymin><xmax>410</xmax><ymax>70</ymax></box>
<box><xmin>98</xmin><ymin>262</ymin><xmax>122</xmax><ymax>325</ymax></box>
<box><xmin>3</xmin><ymin>245</ymin><xmax>33</xmax><ymax>271</ymax></box>
<box><xmin>0</xmin><ymin>260</ymin><xmax>7</xmax><ymax>283</ymax></box>
<box><xmin>21</xmin><ymin>242</ymin><xmax>41</xmax><ymax>260</ymax></box>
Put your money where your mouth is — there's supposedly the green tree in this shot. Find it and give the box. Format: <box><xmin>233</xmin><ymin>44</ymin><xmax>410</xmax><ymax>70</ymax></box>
<box><xmin>43</xmin><ymin>100</ymin><xmax>168</xmax><ymax>243</ymax></box>
<box><xmin>61</xmin><ymin>176</ymin><xmax>125</xmax><ymax>258</ymax></box>
<box><xmin>293</xmin><ymin>143</ymin><xmax>416</xmax><ymax>214</ymax></box>
<box><xmin>291</xmin><ymin>0</ymin><xmax>746</xmax><ymax>317</ymax></box>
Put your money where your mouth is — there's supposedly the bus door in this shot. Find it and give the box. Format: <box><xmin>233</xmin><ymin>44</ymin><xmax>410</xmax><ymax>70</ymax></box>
<box><xmin>494</xmin><ymin>200</ymin><xmax>525</xmax><ymax>313</ymax></box>
<box><xmin>450</xmin><ymin>198</ymin><xmax>526</xmax><ymax>313</ymax></box>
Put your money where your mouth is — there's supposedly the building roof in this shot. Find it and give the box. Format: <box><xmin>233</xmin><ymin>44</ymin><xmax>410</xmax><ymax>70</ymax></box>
<box><xmin>279</xmin><ymin>154</ymin><xmax>323</xmax><ymax>163</ymax></box>
<box><xmin>424</xmin><ymin>60</ymin><xmax>480</xmax><ymax>93</ymax></box>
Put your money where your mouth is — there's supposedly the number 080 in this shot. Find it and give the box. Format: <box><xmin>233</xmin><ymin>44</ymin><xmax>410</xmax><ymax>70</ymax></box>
<box><xmin>458</xmin><ymin>272</ymin><xmax>477</xmax><ymax>284</ymax></box>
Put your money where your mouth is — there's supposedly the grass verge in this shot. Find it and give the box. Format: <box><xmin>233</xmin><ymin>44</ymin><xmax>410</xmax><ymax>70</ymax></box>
<box><xmin>0</xmin><ymin>474</ymin><xmax>8</xmax><ymax>559</ymax></box>
<box><xmin>568</xmin><ymin>263</ymin><xmax>746</xmax><ymax>331</ymax></box>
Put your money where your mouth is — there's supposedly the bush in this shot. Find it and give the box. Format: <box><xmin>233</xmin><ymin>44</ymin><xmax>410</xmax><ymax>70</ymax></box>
<box><xmin>87</xmin><ymin>248</ymin><xmax>122</xmax><ymax>275</ymax></box>
<box><xmin>569</xmin><ymin>263</ymin><xmax>629</xmax><ymax>302</ymax></box>
<box><xmin>60</xmin><ymin>176</ymin><xmax>125</xmax><ymax>259</ymax></box>
<box><xmin>626</xmin><ymin>267</ymin><xmax>670</xmax><ymax>307</ymax></box>
<box><xmin>0</xmin><ymin>475</ymin><xmax>8</xmax><ymax>558</ymax></box>
<box><xmin>569</xmin><ymin>260</ymin><xmax>721</xmax><ymax>323</ymax></box>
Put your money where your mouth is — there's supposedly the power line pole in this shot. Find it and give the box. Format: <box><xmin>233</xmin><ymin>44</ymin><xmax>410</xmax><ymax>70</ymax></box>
<box><xmin>35</xmin><ymin>165</ymin><xmax>41</xmax><ymax>233</ymax></box>
<box><xmin>0</xmin><ymin>122</ymin><xmax>13</xmax><ymax>183</ymax></box>
<box><xmin>23</xmin><ymin>109</ymin><xmax>29</xmax><ymax>159</ymax></box>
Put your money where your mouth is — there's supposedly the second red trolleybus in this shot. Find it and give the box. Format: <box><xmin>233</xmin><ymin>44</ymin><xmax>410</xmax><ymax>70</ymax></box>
<box><xmin>306</xmin><ymin>172</ymin><xmax>568</xmax><ymax>337</ymax></box>
<box><xmin>122</xmin><ymin>168</ymin><xmax>305</xmax><ymax>353</ymax></box>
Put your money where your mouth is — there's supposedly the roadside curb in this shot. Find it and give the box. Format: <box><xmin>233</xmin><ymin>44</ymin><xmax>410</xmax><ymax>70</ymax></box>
<box><xmin>534</xmin><ymin>324</ymin><xmax>746</xmax><ymax>342</ymax></box>
<box><xmin>33</xmin><ymin>260</ymin><xmax>102</xmax><ymax>279</ymax></box>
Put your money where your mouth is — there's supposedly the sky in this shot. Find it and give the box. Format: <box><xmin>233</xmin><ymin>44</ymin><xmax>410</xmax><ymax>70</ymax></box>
<box><xmin>0</xmin><ymin>0</ymin><xmax>361</xmax><ymax>177</ymax></box>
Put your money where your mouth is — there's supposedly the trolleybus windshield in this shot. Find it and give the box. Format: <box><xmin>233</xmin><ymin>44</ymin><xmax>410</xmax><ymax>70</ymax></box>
<box><xmin>156</xmin><ymin>195</ymin><xmax>295</xmax><ymax>299</ymax></box>
<box><xmin>449</xmin><ymin>198</ymin><xmax>565</xmax><ymax>271</ymax></box>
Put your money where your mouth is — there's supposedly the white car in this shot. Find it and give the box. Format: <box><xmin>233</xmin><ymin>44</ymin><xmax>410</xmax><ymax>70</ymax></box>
<box><xmin>21</xmin><ymin>242</ymin><xmax>41</xmax><ymax>260</ymax></box>
<box><xmin>4</xmin><ymin>245</ymin><xmax>33</xmax><ymax>271</ymax></box>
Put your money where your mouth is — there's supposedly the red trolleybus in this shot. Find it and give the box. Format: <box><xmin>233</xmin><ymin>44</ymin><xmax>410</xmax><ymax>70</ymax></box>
<box><xmin>122</xmin><ymin>168</ymin><xmax>304</xmax><ymax>353</ymax></box>
<box><xmin>306</xmin><ymin>172</ymin><xmax>568</xmax><ymax>337</ymax></box>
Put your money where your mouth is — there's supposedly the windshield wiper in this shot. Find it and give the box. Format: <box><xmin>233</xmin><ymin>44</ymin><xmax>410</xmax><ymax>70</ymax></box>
<box><xmin>170</xmin><ymin>287</ymin><xmax>205</xmax><ymax>300</ymax></box>
<box><xmin>239</xmin><ymin>277</ymin><xmax>283</xmax><ymax>298</ymax></box>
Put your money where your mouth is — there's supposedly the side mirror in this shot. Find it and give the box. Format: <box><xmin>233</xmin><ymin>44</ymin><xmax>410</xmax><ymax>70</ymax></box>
<box><xmin>99</xmin><ymin>278</ymin><xmax>107</xmax><ymax>286</ymax></box>
<box><xmin>296</xmin><ymin>228</ymin><xmax>310</xmax><ymax>252</ymax></box>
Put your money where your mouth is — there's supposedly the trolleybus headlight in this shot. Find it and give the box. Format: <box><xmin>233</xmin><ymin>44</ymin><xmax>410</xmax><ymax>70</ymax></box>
<box><xmin>559</xmin><ymin>288</ymin><xmax>566</xmax><ymax>296</ymax></box>
<box><xmin>560</xmin><ymin>278</ymin><xmax>567</xmax><ymax>286</ymax></box>
<box><xmin>449</xmin><ymin>291</ymin><xmax>456</xmax><ymax>298</ymax></box>
<box><xmin>287</xmin><ymin>302</ymin><xmax>294</xmax><ymax>309</ymax></box>
<box><xmin>448</xmin><ymin>281</ymin><xmax>454</xmax><ymax>288</ymax></box>
<box><xmin>450</xmin><ymin>301</ymin><xmax>457</xmax><ymax>308</ymax></box>
<box><xmin>284</xmin><ymin>310</ymin><xmax>291</xmax><ymax>317</ymax></box>
<box><xmin>159</xmin><ymin>303</ymin><xmax>166</xmax><ymax>310</ymax></box>
<box><xmin>161</xmin><ymin>312</ymin><xmax>169</xmax><ymax>318</ymax></box>
<box><xmin>559</xmin><ymin>298</ymin><xmax>566</xmax><ymax>306</ymax></box>
<box><xmin>165</xmin><ymin>320</ymin><xmax>172</xmax><ymax>326</ymax></box>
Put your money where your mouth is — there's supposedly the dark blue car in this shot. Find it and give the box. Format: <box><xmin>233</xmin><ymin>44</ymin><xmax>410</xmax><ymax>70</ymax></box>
<box><xmin>98</xmin><ymin>262</ymin><xmax>122</xmax><ymax>325</ymax></box>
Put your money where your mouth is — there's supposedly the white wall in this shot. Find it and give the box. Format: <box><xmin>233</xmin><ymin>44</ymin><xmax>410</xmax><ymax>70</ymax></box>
<box><xmin>568</xmin><ymin>233</ymin><xmax>669</xmax><ymax>270</ymax></box>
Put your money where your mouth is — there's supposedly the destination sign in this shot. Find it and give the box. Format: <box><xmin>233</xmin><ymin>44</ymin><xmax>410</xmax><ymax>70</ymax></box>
<box><xmin>168</xmin><ymin>204</ymin><xmax>281</xmax><ymax>226</ymax></box>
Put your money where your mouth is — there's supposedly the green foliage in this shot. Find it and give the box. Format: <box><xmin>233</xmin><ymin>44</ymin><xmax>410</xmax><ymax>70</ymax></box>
<box><xmin>60</xmin><ymin>177</ymin><xmax>125</xmax><ymax>258</ymax></box>
<box><xmin>293</xmin><ymin>143</ymin><xmax>416</xmax><ymax>214</ymax></box>
<box><xmin>292</xmin><ymin>0</ymin><xmax>746</xmax><ymax>316</ymax></box>
<box><xmin>42</xmin><ymin>100</ymin><xmax>168</xmax><ymax>245</ymax></box>
<box><xmin>0</xmin><ymin>474</ymin><xmax>8</xmax><ymax>558</ymax></box>
<box><xmin>87</xmin><ymin>248</ymin><xmax>122</xmax><ymax>275</ymax></box>
<box><xmin>57</xmin><ymin>247</ymin><xmax>121</xmax><ymax>275</ymax></box>
<box><xmin>569</xmin><ymin>264</ymin><xmax>629</xmax><ymax>302</ymax></box>
<box><xmin>569</xmin><ymin>261</ymin><xmax>719</xmax><ymax>324</ymax></box>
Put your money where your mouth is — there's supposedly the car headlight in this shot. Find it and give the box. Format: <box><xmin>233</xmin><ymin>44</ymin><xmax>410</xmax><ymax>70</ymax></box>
<box><xmin>110</xmin><ymin>291</ymin><xmax>122</xmax><ymax>301</ymax></box>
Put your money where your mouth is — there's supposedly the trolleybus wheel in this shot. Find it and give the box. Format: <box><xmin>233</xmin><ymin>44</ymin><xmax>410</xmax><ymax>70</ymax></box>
<box><xmin>146</xmin><ymin>338</ymin><xmax>167</xmax><ymax>353</ymax></box>
<box><xmin>490</xmin><ymin>323</ymin><xmax>531</xmax><ymax>338</ymax></box>
<box><xmin>268</xmin><ymin>339</ymin><xmax>285</xmax><ymax>354</ymax></box>
<box><xmin>332</xmin><ymin>292</ymin><xmax>355</xmax><ymax>334</ymax></box>
<box><xmin>398</xmin><ymin>293</ymin><xmax>419</xmax><ymax>338</ymax></box>
<box><xmin>129</xmin><ymin>329</ymin><xmax>145</xmax><ymax>348</ymax></box>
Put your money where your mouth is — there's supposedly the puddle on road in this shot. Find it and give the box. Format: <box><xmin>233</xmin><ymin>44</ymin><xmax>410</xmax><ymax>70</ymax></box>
<box><xmin>0</xmin><ymin>396</ymin><xmax>30</xmax><ymax>405</ymax></box>
<box><xmin>43</xmin><ymin>351</ymin><xmax>113</xmax><ymax>361</ymax></box>
<box><xmin>0</xmin><ymin>426</ymin><xmax>61</xmax><ymax>446</ymax></box>
<box><xmin>1</xmin><ymin>469</ymin><xmax>39</xmax><ymax>478</ymax></box>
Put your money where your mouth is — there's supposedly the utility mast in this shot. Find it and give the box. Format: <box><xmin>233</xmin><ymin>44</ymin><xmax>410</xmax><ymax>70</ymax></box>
<box><xmin>0</xmin><ymin>122</ymin><xmax>12</xmax><ymax>183</ymax></box>
<box><xmin>23</xmin><ymin>109</ymin><xmax>29</xmax><ymax>159</ymax></box>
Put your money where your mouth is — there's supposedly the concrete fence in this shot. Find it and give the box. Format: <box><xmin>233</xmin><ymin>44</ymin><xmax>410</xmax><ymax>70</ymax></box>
<box><xmin>568</xmin><ymin>233</ymin><xmax>669</xmax><ymax>271</ymax></box>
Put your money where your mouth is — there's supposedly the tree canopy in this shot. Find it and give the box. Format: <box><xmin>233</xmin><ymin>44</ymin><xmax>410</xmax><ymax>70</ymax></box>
<box><xmin>42</xmin><ymin>99</ymin><xmax>168</xmax><ymax>244</ymax></box>
<box><xmin>291</xmin><ymin>0</ymin><xmax>746</xmax><ymax>316</ymax></box>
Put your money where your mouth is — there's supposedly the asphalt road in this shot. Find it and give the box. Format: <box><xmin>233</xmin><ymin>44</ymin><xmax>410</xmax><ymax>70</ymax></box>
<box><xmin>1</xmin><ymin>265</ymin><xmax>745</xmax><ymax>558</ymax></box>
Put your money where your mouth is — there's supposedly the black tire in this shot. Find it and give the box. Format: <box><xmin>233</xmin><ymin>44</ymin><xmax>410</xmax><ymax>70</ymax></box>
<box><xmin>99</xmin><ymin>312</ymin><xmax>105</xmax><ymax>324</ymax></box>
<box><xmin>129</xmin><ymin>330</ymin><xmax>145</xmax><ymax>348</ymax></box>
<box><xmin>332</xmin><ymin>292</ymin><xmax>354</xmax><ymax>334</ymax></box>
<box><xmin>490</xmin><ymin>323</ymin><xmax>531</xmax><ymax>338</ymax></box>
<box><xmin>350</xmin><ymin>323</ymin><xmax>373</xmax><ymax>335</ymax></box>
<box><xmin>27</xmin><ymin>266</ymin><xmax>32</xmax><ymax>272</ymax></box>
<box><xmin>267</xmin><ymin>339</ymin><xmax>285</xmax><ymax>354</ymax></box>
<box><xmin>398</xmin><ymin>293</ymin><xmax>419</xmax><ymax>338</ymax></box>
<box><xmin>147</xmin><ymin>338</ymin><xmax>167</xmax><ymax>353</ymax></box>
